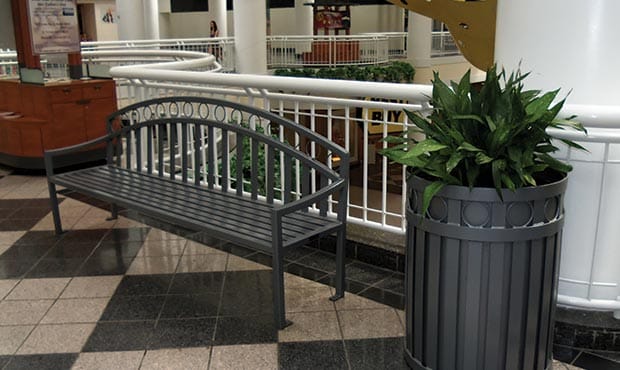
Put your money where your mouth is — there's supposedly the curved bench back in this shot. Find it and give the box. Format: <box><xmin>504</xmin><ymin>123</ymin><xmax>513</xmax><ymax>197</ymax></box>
<box><xmin>105</xmin><ymin>97</ymin><xmax>349</xmax><ymax>217</ymax></box>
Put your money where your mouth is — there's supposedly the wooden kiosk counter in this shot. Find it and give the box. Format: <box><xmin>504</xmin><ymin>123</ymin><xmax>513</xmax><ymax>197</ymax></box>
<box><xmin>0</xmin><ymin>79</ymin><xmax>116</xmax><ymax>169</ymax></box>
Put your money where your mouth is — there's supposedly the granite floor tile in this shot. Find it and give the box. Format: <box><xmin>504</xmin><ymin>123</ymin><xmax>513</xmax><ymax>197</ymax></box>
<box><xmin>0</xmin><ymin>231</ymin><xmax>26</xmax><ymax>246</ymax></box>
<box><xmin>283</xmin><ymin>263</ymin><xmax>329</xmax><ymax>283</ymax></box>
<box><xmin>58</xmin><ymin>229</ymin><xmax>109</xmax><ymax>245</ymax></box>
<box><xmin>213</xmin><ymin>315</ymin><xmax>278</xmax><ymax>345</ymax></box>
<box><xmin>148</xmin><ymin>318</ymin><xmax>217</xmax><ymax>349</ymax></box>
<box><xmin>101</xmin><ymin>228</ymin><xmax>151</xmax><ymax>243</ymax></box>
<box><xmin>82</xmin><ymin>320</ymin><xmax>156</xmax><ymax>352</ymax></box>
<box><xmin>317</xmin><ymin>275</ymin><xmax>371</xmax><ymax>295</ymax></box>
<box><xmin>126</xmin><ymin>256</ymin><xmax>181</xmax><ymax>275</ymax></box>
<box><xmin>373</xmin><ymin>273</ymin><xmax>405</xmax><ymax>294</ymax></box>
<box><xmin>0</xmin><ymin>299</ymin><xmax>54</xmax><ymax>325</ymax></box>
<box><xmin>176</xmin><ymin>254</ymin><xmax>228</xmax><ymax>273</ymax></box>
<box><xmin>113</xmin><ymin>275</ymin><xmax>173</xmax><ymax>296</ymax></box>
<box><xmin>168</xmin><ymin>272</ymin><xmax>225</xmax><ymax>295</ymax></box>
<box><xmin>41</xmin><ymin>298</ymin><xmax>110</xmax><ymax>324</ymax></box>
<box><xmin>30</xmin><ymin>215</ymin><xmax>80</xmax><ymax>232</ymax></box>
<box><xmin>0</xmin><ymin>219</ymin><xmax>41</xmax><ymax>231</ymax></box>
<box><xmin>219</xmin><ymin>271</ymin><xmax>273</xmax><ymax>316</ymax></box>
<box><xmin>573</xmin><ymin>351</ymin><xmax>620</xmax><ymax>369</ymax></box>
<box><xmin>338</xmin><ymin>308</ymin><xmax>404</xmax><ymax>340</ymax></box>
<box><xmin>217</xmin><ymin>243</ymin><xmax>257</xmax><ymax>258</ymax></box>
<box><xmin>210</xmin><ymin>344</ymin><xmax>278</xmax><ymax>370</ymax></box>
<box><xmin>345</xmin><ymin>337</ymin><xmax>409</xmax><ymax>370</ymax></box>
<box><xmin>71</xmin><ymin>217</ymin><xmax>117</xmax><ymax>230</ymax></box>
<box><xmin>285</xmin><ymin>286</ymin><xmax>335</xmax><ymax>313</ymax></box>
<box><xmin>8</xmin><ymin>207</ymin><xmax>52</xmax><ymax>220</ymax></box>
<box><xmin>0</xmin><ymin>355</ymin><xmax>10</xmax><ymax>368</ymax></box>
<box><xmin>25</xmin><ymin>257</ymin><xmax>86</xmax><ymax>278</ymax></box>
<box><xmin>113</xmin><ymin>216</ymin><xmax>148</xmax><ymax>229</ymax></box>
<box><xmin>93</xmin><ymin>241</ymin><xmax>146</xmax><ymax>259</ymax></box>
<box><xmin>278</xmin><ymin>340</ymin><xmax>348</xmax><ymax>370</ymax></box>
<box><xmin>357</xmin><ymin>286</ymin><xmax>405</xmax><ymax>310</ymax></box>
<box><xmin>183</xmin><ymin>241</ymin><xmax>227</xmax><ymax>256</ymax></box>
<box><xmin>0</xmin><ymin>279</ymin><xmax>18</xmax><ymax>300</ymax></box>
<box><xmin>283</xmin><ymin>273</ymin><xmax>329</xmax><ymax>290</ymax></box>
<box><xmin>72</xmin><ymin>351</ymin><xmax>144</xmax><ymax>370</ymax></box>
<box><xmin>76</xmin><ymin>255</ymin><xmax>135</xmax><ymax>276</ymax></box>
<box><xmin>226</xmin><ymin>254</ymin><xmax>270</xmax><ymax>271</ymax></box>
<box><xmin>159</xmin><ymin>294</ymin><xmax>221</xmax><ymax>319</ymax></box>
<box><xmin>0</xmin><ymin>243</ymin><xmax>55</xmax><ymax>260</ymax></box>
<box><xmin>0</xmin><ymin>326</ymin><xmax>34</xmax><ymax>355</ymax></box>
<box><xmin>141</xmin><ymin>347</ymin><xmax>211</xmax><ymax>370</ymax></box>
<box><xmin>278</xmin><ymin>311</ymin><xmax>341</xmax><ymax>343</ymax></box>
<box><xmin>11</xmin><ymin>230</ymin><xmax>61</xmax><ymax>247</ymax></box>
<box><xmin>295</xmin><ymin>251</ymin><xmax>341</xmax><ymax>274</ymax></box>
<box><xmin>345</xmin><ymin>262</ymin><xmax>394</xmax><ymax>286</ymax></box>
<box><xmin>44</xmin><ymin>242</ymin><xmax>99</xmax><ymax>259</ymax></box>
<box><xmin>100</xmin><ymin>295</ymin><xmax>167</xmax><ymax>321</ymax></box>
<box><xmin>333</xmin><ymin>291</ymin><xmax>388</xmax><ymax>311</ymax></box>
<box><xmin>5</xmin><ymin>278</ymin><xmax>70</xmax><ymax>300</ymax></box>
<box><xmin>0</xmin><ymin>258</ymin><xmax>37</xmax><ymax>279</ymax></box>
<box><xmin>145</xmin><ymin>229</ymin><xmax>186</xmax><ymax>241</ymax></box>
<box><xmin>136</xmin><ymin>239</ymin><xmax>188</xmax><ymax>257</ymax></box>
<box><xmin>3</xmin><ymin>353</ymin><xmax>78</xmax><ymax>370</ymax></box>
<box><xmin>60</xmin><ymin>276</ymin><xmax>123</xmax><ymax>298</ymax></box>
<box><xmin>17</xmin><ymin>323</ymin><xmax>95</xmax><ymax>354</ymax></box>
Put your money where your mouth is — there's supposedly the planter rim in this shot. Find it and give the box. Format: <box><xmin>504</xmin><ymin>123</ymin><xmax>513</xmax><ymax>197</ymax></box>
<box><xmin>408</xmin><ymin>172</ymin><xmax>568</xmax><ymax>203</ymax></box>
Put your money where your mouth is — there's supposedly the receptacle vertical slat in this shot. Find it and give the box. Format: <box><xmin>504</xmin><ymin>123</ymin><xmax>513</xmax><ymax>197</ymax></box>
<box><xmin>266</xmin><ymin>146</ymin><xmax>274</xmax><ymax>203</ymax></box>
<box><xmin>181</xmin><ymin>123</ymin><xmax>188</xmax><ymax>183</ymax></box>
<box><xmin>221</xmin><ymin>129</ymin><xmax>229</xmax><ymax>192</ymax></box>
<box><xmin>251</xmin><ymin>138</ymin><xmax>258</xmax><ymax>200</ymax></box>
<box><xmin>157</xmin><ymin>124</ymin><xmax>164</xmax><ymax>177</ymax></box>
<box><xmin>146</xmin><ymin>125</ymin><xmax>153</xmax><ymax>174</ymax></box>
<box><xmin>236</xmin><ymin>133</ymin><xmax>244</xmax><ymax>196</ymax></box>
<box><xmin>207</xmin><ymin>126</ymin><xmax>215</xmax><ymax>189</ymax></box>
<box><xmin>193</xmin><ymin>124</ymin><xmax>201</xmax><ymax>186</ymax></box>
<box><xmin>169</xmin><ymin>123</ymin><xmax>176</xmax><ymax>180</ymax></box>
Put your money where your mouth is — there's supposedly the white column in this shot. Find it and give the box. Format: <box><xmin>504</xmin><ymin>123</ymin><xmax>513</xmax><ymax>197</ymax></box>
<box><xmin>496</xmin><ymin>0</ymin><xmax>620</xmax><ymax>316</ymax></box>
<box><xmin>210</xmin><ymin>0</ymin><xmax>228</xmax><ymax>37</ymax></box>
<box><xmin>407</xmin><ymin>11</ymin><xmax>432</xmax><ymax>67</ymax></box>
<box><xmin>142</xmin><ymin>0</ymin><xmax>160</xmax><ymax>40</ymax></box>
<box><xmin>495</xmin><ymin>0</ymin><xmax>620</xmax><ymax>106</ymax></box>
<box><xmin>295</xmin><ymin>0</ymin><xmax>313</xmax><ymax>36</ymax></box>
<box><xmin>116</xmin><ymin>0</ymin><xmax>145</xmax><ymax>40</ymax></box>
<box><xmin>233</xmin><ymin>0</ymin><xmax>267</xmax><ymax>74</ymax></box>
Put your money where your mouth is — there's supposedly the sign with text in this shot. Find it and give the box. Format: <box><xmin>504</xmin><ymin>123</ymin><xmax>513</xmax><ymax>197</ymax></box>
<box><xmin>29</xmin><ymin>0</ymin><xmax>80</xmax><ymax>54</ymax></box>
<box><xmin>363</xmin><ymin>98</ymin><xmax>407</xmax><ymax>134</ymax></box>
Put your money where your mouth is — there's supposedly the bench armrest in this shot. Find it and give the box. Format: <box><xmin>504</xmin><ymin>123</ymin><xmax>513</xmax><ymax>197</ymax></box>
<box><xmin>44</xmin><ymin>134</ymin><xmax>113</xmax><ymax>177</ymax></box>
<box><xmin>273</xmin><ymin>179</ymin><xmax>346</xmax><ymax>219</ymax></box>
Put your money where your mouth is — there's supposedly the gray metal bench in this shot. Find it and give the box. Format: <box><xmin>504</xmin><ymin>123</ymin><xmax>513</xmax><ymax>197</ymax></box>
<box><xmin>44</xmin><ymin>96</ymin><xmax>349</xmax><ymax>329</ymax></box>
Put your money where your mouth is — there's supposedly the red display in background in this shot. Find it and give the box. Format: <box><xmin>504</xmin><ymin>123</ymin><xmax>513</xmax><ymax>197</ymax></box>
<box><xmin>315</xmin><ymin>10</ymin><xmax>344</xmax><ymax>29</ymax></box>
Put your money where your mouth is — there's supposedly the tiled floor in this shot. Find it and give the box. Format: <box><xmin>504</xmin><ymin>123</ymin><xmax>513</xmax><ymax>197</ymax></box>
<box><xmin>0</xmin><ymin>170</ymin><xmax>617</xmax><ymax>369</ymax></box>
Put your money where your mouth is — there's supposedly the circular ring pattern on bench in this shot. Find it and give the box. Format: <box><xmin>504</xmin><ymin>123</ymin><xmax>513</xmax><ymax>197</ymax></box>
<box><xmin>214</xmin><ymin>104</ymin><xmax>226</xmax><ymax>122</ymax></box>
<box><xmin>198</xmin><ymin>103</ymin><xmax>210</xmax><ymax>119</ymax></box>
<box><xmin>182</xmin><ymin>102</ymin><xmax>194</xmax><ymax>117</ymax></box>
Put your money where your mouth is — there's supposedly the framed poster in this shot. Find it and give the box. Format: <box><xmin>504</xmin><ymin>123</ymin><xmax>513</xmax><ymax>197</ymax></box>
<box><xmin>28</xmin><ymin>0</ymin><xmax>80</xmax><ymax>54</ymax></box>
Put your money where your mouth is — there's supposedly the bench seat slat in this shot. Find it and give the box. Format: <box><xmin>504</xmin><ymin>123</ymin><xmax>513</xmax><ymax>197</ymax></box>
<box><xmin>54</xmin><ymin>166</ymin><xmax>341</xmax><ymax>248</ymax></box>
<box><xmin>92</xmin><ymin>166</ymin><xmax>332</xmax><ymax>230</ymax></box>
<box><xmin>78</xmin><ymin>167</ymin><xmax>331</xmax><ymax>234</ymax></box>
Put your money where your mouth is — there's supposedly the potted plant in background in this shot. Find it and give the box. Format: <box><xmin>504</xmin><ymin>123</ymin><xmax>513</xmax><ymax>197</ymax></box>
<box><xmin>381</xmin><ymin>66</ymin><xmax>586</xmax><ymax>370</ymax></box>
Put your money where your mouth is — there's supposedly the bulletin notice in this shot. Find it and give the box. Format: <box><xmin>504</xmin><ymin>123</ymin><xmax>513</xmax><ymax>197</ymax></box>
<box><xmin>28</xmin><ymin>0</ymin><xmax>80</xmax><ymax>54</ymax></box>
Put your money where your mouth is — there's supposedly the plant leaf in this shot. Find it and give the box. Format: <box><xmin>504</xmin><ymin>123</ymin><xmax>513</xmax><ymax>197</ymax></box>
<box><xmin>421</xmin><ymin>181</ymin><xmax>445</xmax><ymax>217</ymax></box>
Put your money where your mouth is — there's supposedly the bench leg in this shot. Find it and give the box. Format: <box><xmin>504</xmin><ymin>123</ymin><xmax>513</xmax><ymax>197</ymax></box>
<box><xmin>47</xmin><ymin>181</ymin><xmax>64</xmax><ymax>235</ymax></box>
<box><xmin>272</xmin><ymin>247</ymin><xmax>291</xmax><ymax>330</ymax></box>
<box><xmin>330</xmin><ymin>227</ymin><xmax>346</xmax><ymax>301</ymax></box>
<box><xmin>106</xmin><ymin>204</ymin><xmax>118</xmax><ymax>221</ymax></box>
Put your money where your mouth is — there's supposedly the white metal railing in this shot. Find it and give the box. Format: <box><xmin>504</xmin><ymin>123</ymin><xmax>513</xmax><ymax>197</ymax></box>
<box><xmin>267</xmin><ymin>34</ymin><xmax>394</xmax><ymax>68</ymax></box>
<box><xmin>431</xmin><ymin>31</ymin><xmax>460</xmax><ymax>57</ymax></box>
<box><xmin>106</xmin><ymin>50</ymin><xmax>431</xmax><ymax>235</ymax></box>
<box><xmin>0</xmin><ymin>50</ymin><xmax>69</xmax><ymax>79</ymax></box>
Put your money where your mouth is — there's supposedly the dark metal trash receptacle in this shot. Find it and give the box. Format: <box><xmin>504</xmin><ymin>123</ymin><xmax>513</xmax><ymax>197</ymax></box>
<box><xmin>404</xmin><ymin>174</ymin><xmax>567</xmax><ymax>370</ymax></box>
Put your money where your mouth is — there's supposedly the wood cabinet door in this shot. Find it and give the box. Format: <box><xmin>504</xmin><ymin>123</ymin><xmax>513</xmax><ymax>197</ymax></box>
<box><xmin>84</xmin><ymin>98</ymin><xmax>117</xmax><ymax>140</ymax></box>
<box><xmin>47</xmin><ymin>102</ymin><xmax>87</xmax><ymax>149</ymax></box>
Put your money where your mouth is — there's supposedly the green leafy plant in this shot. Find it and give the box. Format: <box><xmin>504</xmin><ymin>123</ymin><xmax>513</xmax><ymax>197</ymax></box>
<box><xmin>380</xmin><ymin>65</ymin><xmax>587</xmax><ymax>214</ymax></box>
<box><xmin>274</xmin><ymin>62</ymin><xmax>415</xmax><ymax>83</ymax></box>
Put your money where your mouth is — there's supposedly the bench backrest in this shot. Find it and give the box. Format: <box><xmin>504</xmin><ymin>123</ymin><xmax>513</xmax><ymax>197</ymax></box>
<box><xmin>105</xmin><ymin>97</ymin><xmax>349</xmax><ymax>218</ymax></box>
